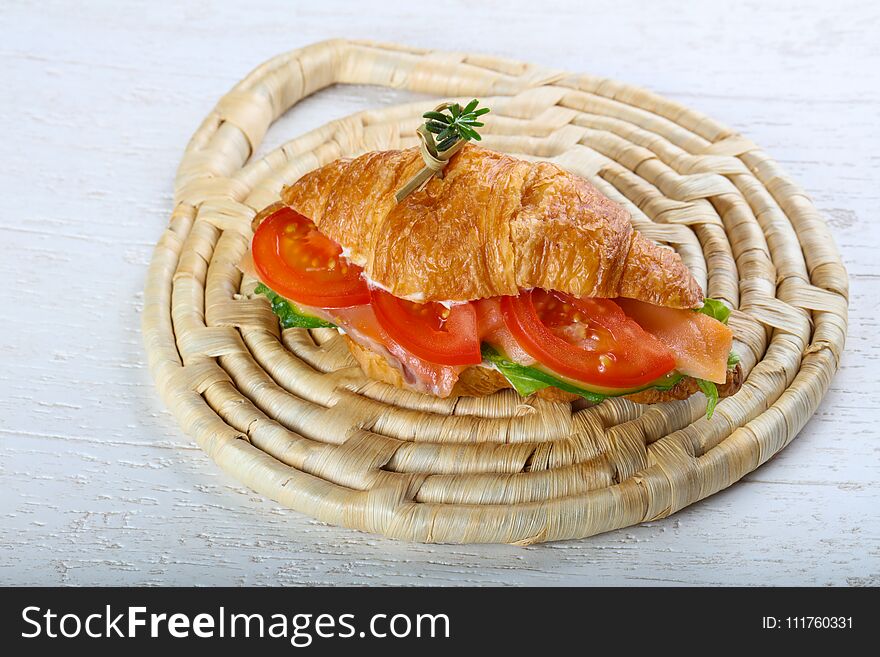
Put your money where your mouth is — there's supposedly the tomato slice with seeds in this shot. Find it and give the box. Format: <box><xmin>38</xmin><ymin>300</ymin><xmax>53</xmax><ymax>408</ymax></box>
<box><xmin>251</xmin><ymin>206</ymin><xmax>370</xmax><ymax>308</ymax></box>
<box><xmin>371</xmin><ymin>290</ymin><xmax>482</xmax><ymax>366</ymax></box>
<box><xmin>500</xmin><ymin>289</ymin><xmax>676</xmax><ymax>388</ymax></box>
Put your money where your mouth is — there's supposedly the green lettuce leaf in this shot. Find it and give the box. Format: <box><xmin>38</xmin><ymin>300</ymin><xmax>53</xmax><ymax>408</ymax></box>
<box><xmin>727</xmin><ymin>351</ymin><xmax>740</xmax><ymax>368</ymax></box>
<box><xmin>696</xmin><ymin>379</ymin><xmax>719</xmax><ymax>419</ymax></box>
<box><xmin>481</xmin><ymin>345</ymin><xmax>605</xmax><ymax>401</ymax></box>
<box><xmin>481</xmin><ymin>345</ymin><xmax>683</xmax><ymax>403</ymax></box>
<box><xmin>696</xmin><ymin>298</ymin><xmax>731</xmax><ymax>325</ymax></box>
<box><xmin>254</xmin><ymin>283</ymin><xmax>336</xmax><ymax>329</ymax></box>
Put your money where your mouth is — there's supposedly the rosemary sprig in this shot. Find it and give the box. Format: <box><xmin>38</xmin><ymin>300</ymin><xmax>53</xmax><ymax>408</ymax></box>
<box><xmin>395</xmin><ymin>99</ymin><xmax>491</xmax><ymax>203</ymax></box>
<box><xmin>422</xmin><ymin>99</ymin><xmax>490</xmax><ymax>153</ymax></box>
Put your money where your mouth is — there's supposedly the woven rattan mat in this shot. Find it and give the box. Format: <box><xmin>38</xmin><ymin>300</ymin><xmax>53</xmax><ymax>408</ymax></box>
<box><xmin>143</xmin><ymin>40</ymin><xmax>848</xmax><ymax>544</ymax></box>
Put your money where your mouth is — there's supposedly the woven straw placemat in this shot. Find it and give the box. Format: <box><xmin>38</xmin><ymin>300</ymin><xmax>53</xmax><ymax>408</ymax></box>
<box><xmin>143</xmin><ymin>39</ymin><xmax>848</xmax><ymax>544</ymax></box>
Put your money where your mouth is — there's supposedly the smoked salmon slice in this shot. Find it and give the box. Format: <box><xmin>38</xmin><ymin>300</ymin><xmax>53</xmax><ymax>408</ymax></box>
<box><xmin>616</xmin><ymin>298</ymin><xmax>733</xmax><ymax>384</ymax></box>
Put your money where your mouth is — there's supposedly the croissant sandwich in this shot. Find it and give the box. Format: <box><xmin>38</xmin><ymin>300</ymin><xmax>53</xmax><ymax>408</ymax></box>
<box><xmin>240</xmin><ymin>133</ymin><xmax>741</xmax><ymax>414</ymax></box>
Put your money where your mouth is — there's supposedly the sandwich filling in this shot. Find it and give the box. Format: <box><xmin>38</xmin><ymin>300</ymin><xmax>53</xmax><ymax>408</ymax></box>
<box><xmin>247</xmin><ymin>205</ymin><xmax>737</xmax><ymax>408</ymax></box>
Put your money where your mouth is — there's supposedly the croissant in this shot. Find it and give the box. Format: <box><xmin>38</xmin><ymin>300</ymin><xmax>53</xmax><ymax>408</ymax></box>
<box><xmin>282</xmin><ymin>144</ymin><xmax>703</xmax><ymax>308</ymax></box>
<box><xmin>246</xmin><ymin>143</ymin><xmax>740</xmax><ymax>406</ymax></box>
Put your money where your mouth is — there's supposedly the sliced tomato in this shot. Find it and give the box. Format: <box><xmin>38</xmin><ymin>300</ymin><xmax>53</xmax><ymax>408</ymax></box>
<box><xmin>371</xmin><ymin>290</ymin><xmax>482</xmax><ymax>366</ymax></box>
<box><xmin>500</xmin><ymin>289</ymin><xmax>676</xmax><ymax>388</ymax></box>
<box><xmin>252</xmin><ymin>206</ymin><xmax>370</xmax><ymax>308</ymax></box>
<box><xmin>616</xmin><ymin>298</ymin><xmax>733</xmax><ymax>384</ymax></box>
<box><xmin>332</xmin><ymin>303</ymin><xmax>465</xmax><ymax>397</ymax></box>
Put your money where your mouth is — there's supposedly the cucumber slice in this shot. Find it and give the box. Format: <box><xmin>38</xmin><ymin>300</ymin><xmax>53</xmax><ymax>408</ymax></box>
<box><xmin>480</xmin><ymin>344</ymin><xmax>684</xmax><ymax>402</ymax></box>
<box><xmin>254</xmin><ymin>283</ymin><xmax>336</xmax><ymax>329</ymax></box>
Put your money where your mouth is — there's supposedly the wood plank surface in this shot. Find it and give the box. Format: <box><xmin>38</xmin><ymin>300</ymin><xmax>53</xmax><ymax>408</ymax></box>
<box><xmin>0</xmin><ymin>0</ymin><xmax>877</xmax><ymax>586</ymax></box>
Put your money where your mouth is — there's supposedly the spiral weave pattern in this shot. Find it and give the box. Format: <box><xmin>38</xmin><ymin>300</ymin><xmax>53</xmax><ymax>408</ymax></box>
<box><xmin>143</xmin><ymin>40</ymin><xmax>848</xmax><ymax>544</ymax></box>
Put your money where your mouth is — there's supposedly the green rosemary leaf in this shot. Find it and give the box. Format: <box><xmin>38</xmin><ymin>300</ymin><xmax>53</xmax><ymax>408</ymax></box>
<box><xmin>472</xmin><ymin>107</ymin><xmax>491</xmax><ymax>116</ymax></box>
<box><xmin>463</xmin><ymin>98</ymin><xmax>479</xmax><ymax>114</ymax></box>
<box><xmin>458</xmin><ymin>124</ymin><xmax>481</xmax><ymax>140</ymax></box>
<box><xmin>436</xmin><ymin>136</ymin><xmax>459</xmax><ymax>151</ymax></box>
<box><xmin>425</xmin><ymin>122</ymin><xmax>446</xmax><ymax>134</ymax></box>
<box><xmin>423</xmin><ymin>111</ymin><xmax>451</xmax><ymax>123</ymax></box>
<box><xmin>435</xmin><ymin>127</ymin><xmax>454</xmax><ymax>142</ymax></box>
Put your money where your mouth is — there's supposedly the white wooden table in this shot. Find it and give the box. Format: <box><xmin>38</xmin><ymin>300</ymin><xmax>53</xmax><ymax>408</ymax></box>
<box><xmin>1</xmin><ymin>0</ymin><xmax>877</xmax><ymax>586</ymax></box>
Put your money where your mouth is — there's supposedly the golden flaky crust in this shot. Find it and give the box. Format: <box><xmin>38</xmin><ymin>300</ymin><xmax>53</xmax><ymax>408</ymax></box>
<box><xmin>281</xmin><ymin>145</ymin><xmax>703</xmax><ymax>308</ymax></box>
<box><xmin>346</xmin><ymin>337</ymin><xmax>743</xmax><ymax>405</ymax></box>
